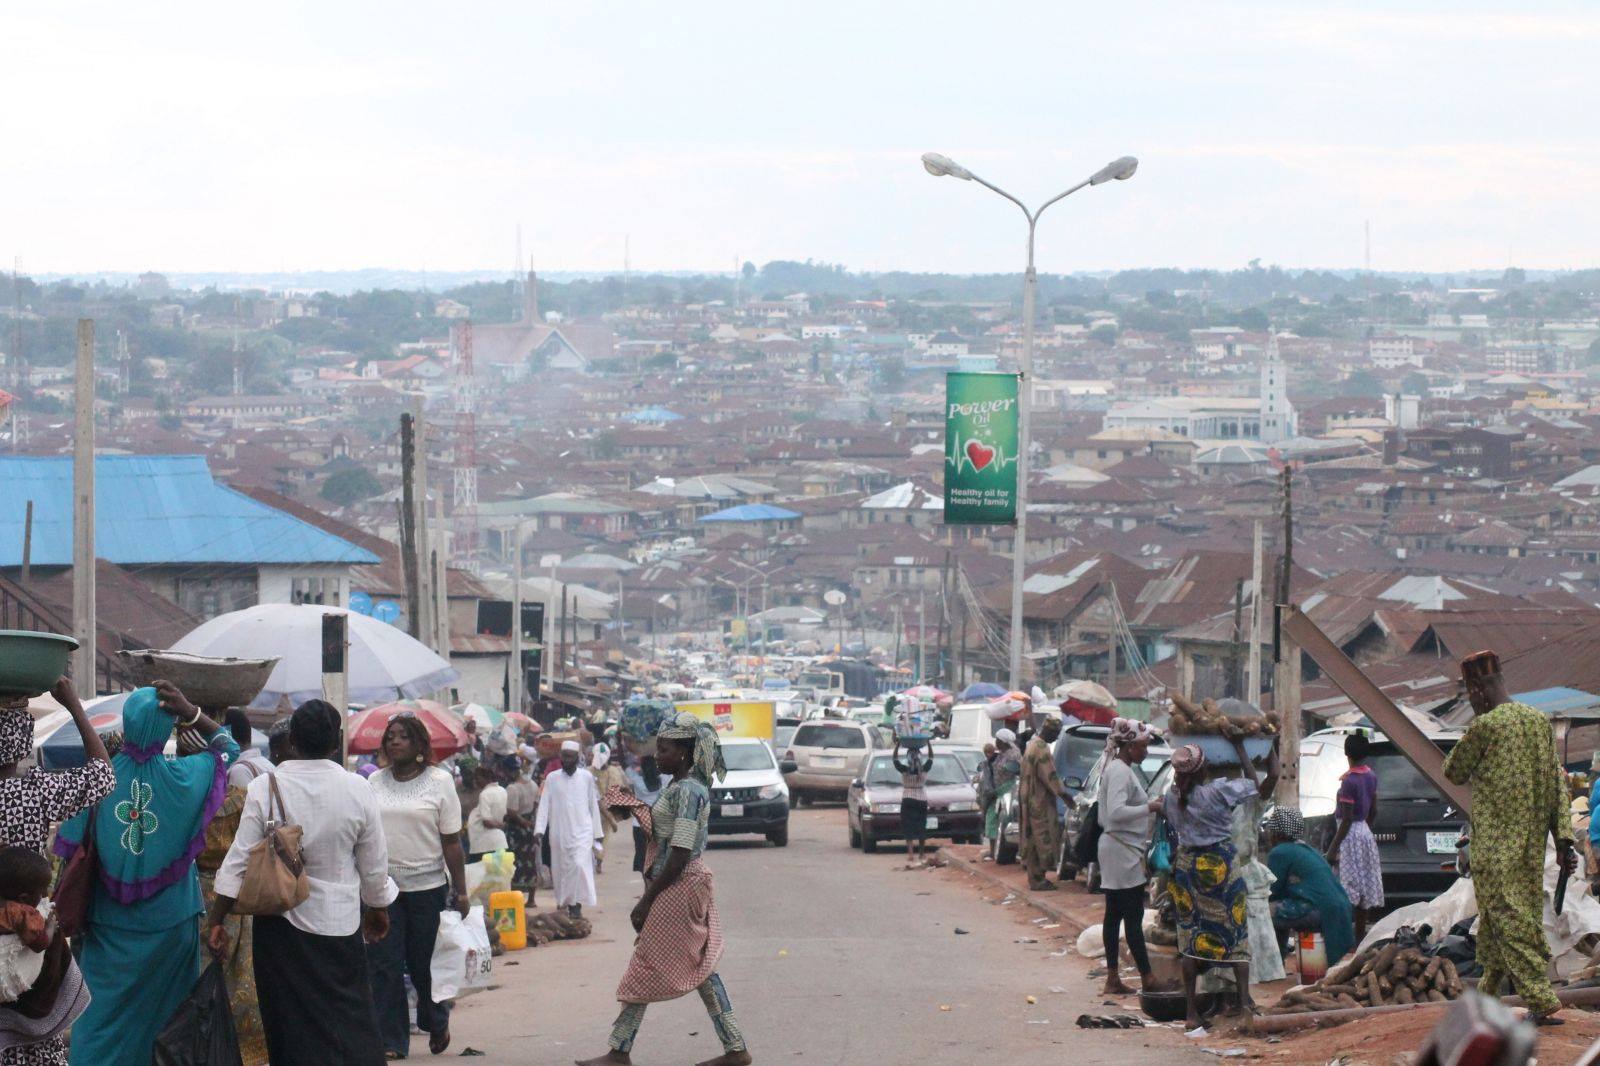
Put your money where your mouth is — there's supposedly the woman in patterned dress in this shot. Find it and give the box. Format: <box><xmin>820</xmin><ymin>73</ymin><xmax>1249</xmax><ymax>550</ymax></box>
<box><xmin>0</xmin><ymin>679</ymin><xmax>113</xmax><ymax>1066</ymax></box>
<box><xmin>0</xmin><ymin>680</ymin><xmax>114</xmax><ymax>1066</ymax></box>
<box><xmin>1324</xmin><ymin>732</ymin><xmax>1384</xmax><ymax>941</ymax></box>
<box><xmin>575</xmin><ymin>713</ymin><xmax>751</xmax><ymax>1066</ymax></box>
<box><xmin>1163</xmin><ymin>735</ymin><xmax>1278</xmax><ymax>1031</ymax></box>
<box><xmin>53</xmin><ymin>683</ymin><xmax>239</xmax><ymax>1066</ymax></box>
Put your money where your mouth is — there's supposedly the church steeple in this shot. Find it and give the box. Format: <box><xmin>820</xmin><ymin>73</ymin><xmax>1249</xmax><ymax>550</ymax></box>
<box><xmin>524</xmin><ymin>257</ymin><xmax>539</xmax><ymax>324</ymax></box>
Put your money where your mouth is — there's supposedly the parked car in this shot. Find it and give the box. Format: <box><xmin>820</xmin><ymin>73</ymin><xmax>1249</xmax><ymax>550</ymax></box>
<box><xmin>774</xmin><ymin>720</ymin><xmax>800</xmax><ymax>755</ymax></box>
<box><xmin>846</xmin><ymin>752</ymin><xmax>984</xmax><ymax>853</ymax></box>
<box><xmin>931</xmin><ymin>742</ymin><xmax>985</xmax><ymax>779</ymax></box>
<box><xmin>782</xmin><ymin>719</ymin><xmax>884</xmax><ymax>804</ymax></box>
<box><xmin>1297</xmin><ymin>727</ymin><xmax>1465</xmax><ymax>908</ymax></box>
<box><xmin>708</xmin><ymin>738</ymin><xmax>794</xmax><ymax>847</ymax></box>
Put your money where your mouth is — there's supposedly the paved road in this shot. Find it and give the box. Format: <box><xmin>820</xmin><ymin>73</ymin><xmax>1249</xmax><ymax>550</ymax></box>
<box><xmin>450</xmin><ymin>806</ymin><xmax>1210</xmax><ymax>1064</ymax></box>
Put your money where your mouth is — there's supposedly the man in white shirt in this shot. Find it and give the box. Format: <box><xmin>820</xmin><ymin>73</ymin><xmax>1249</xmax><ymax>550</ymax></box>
<box><xmin>223</xmin><ymin>709</ymin><xmax>273</xmax><ymax>790</ymax></box>
<box><xmin>534</xmin><ymin>740</ymin><xmax>603</xmax><ymax>918</ymax></box>
<box><xmin>466</xmin><ymin>764</ymin><xmax>509</xmax><ymax>860</ymax></box>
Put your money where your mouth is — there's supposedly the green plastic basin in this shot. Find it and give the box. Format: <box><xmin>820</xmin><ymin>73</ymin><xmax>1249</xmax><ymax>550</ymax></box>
<box><xmin>0</xmin><ymin>630</ymin><xmax>81</xmax><ymax>698</ymax></box>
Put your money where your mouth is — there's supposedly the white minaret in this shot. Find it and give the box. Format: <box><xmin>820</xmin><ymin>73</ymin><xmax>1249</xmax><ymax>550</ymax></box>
<box><xmin>1259</xmin><ymin>332</ymin><xmax>1295</xmax><ymax>443</ymax></box>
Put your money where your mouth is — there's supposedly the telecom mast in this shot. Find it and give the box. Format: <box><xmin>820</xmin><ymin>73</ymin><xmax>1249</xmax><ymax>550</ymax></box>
<box><xmin>451</xmin><ymin>320</ymin><xmax>480</xmax><ymax>573</ymax></box>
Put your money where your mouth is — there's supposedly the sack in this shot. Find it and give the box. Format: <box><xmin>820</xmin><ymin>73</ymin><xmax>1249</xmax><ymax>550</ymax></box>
<box><xmin>233</xmin><ymin>775</ymin><xmax>309</xmax><ymax>916</ymax></box>
<box><xmin>1071</xmin><ymin>801</ymin><xmax>1103</xmax><ymax>868</ymax></box>
<box><xmin>151</xmin><ymin>962</ymin><xmax>243</xmax><ymax>1066</ymax></box>
<box><xmin>430</xmin><ymin>905</ymin><xmax>493</xmax><ymax>1001</ymax></box>
<box><xmin>53</xmin><ymin>805</ymin><xmax>99</xmax><ymax>939</ymax></box>
<box><xmin>478</xmin><ymin>850</ymin><xmax>515</xmax><ymax>900</ymax></box>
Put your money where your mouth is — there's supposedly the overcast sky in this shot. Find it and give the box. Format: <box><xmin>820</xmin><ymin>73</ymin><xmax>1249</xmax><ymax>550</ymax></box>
<box><xmin>4</xmin><ymin>1</ymin><xmax>1598</xmax><ymax>276</ymax></box>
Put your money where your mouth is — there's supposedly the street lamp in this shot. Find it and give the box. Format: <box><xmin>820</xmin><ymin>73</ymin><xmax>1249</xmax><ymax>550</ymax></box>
<box><xmin>922</xmin><ymin>151</ymin><xmax>1138</xmax><ymax>691</ymax></box>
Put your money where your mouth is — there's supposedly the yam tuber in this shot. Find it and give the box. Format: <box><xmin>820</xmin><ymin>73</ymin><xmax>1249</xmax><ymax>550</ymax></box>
<box><xmin>1395</xmin><ymin>986</ymin><xmax>1414</xmax><ymax>1005</ymax></box>
<box><xmin>1426</xmin><ymin>990</ymin><xmax>1448</xmax><ymax>1003</ymax></box>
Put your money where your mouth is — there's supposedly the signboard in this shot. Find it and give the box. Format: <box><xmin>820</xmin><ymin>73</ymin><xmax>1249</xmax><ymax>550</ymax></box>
<box><xmin>673</xmin><ymin>700</ymin><xmax>777</xmax><ymax>741</ymax></box>
<box><xmin>944</xmin><ymin>372</ymin><xmax>1020</xmax><ymax>524</ymax></box>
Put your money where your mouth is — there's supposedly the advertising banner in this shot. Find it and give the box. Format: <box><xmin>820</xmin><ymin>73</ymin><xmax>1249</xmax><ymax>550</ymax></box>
<box><xmin>674</xmin><ymin>700</ymin><xmax>777</xmax><ymax>741</ymax></box>
<box><xmin>944</xmin><ymin>372</ymin><xmax>1020</xmax><ymax>524</ymax></box>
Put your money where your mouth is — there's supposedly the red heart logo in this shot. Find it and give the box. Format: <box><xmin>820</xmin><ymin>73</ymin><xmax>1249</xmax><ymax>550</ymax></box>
<box><xmin>966</xmin><ymin>440</ymin><xmax>995</xmax><ymax>471</ymax></box>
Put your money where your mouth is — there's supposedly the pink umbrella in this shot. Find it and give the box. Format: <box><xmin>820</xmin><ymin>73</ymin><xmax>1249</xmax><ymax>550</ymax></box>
<box><xmin>346</xmin><ymin>699</ymin><xmax>469</xmax><ymax>758</ymax></box>
<box><xmin>900</xmin><ymin>685</ymin><xmax>950</xmax><ymax>700</ymax></box>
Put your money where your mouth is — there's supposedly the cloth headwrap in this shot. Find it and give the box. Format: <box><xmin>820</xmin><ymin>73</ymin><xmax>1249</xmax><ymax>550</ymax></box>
<box><xmin>561</xmin><ymin>739</ymin><xmax>581</xmax><ymax>753</ymax></box>
<box><xmin>0</xmin><ymin>708</ymin><xmax>35</xmax><ymax>764</ymax></box>
<box><xmin>1171</xmin><ymin>744</ymin><xmax>1206</xmax><ymax>776</ymax></box>
<box><xmin>53</xmin><ymin>687</ymin><xmax>237</xmax><ymax>907</ymax></box>
<box><xmin>1265</xmin><ymin>806</ymin><xmax>1306</xmax><ymax>841</ymax></box>
<box><xmin>994</xmin><ymin>728</ymin><xmax>1017</xmax><ymax>747</ymax></box>
<box><xmin>657</xmin><ymin>711</ymin><xmax>726</xmax><ymax>786</ymax></box>
<box><xmin>591</xmin><ymin>741</ymin><xmax>610</xmax><ymax>770</ymax></box>
<box><xmin>1105</xmin><ymin>716</ymin><xmax>1153</xmax><ymax>756</ymax></box>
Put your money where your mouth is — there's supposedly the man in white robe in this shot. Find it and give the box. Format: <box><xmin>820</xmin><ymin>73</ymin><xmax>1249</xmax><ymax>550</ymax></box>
<box><xmin>535</xmin><ymin>740</ymin><xmax>604</xmax><ymax>917</ymax></box>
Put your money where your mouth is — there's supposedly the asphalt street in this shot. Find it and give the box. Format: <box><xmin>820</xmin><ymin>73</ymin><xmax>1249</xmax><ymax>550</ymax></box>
<box><xmin>450</xmin><ymin>805</ymin><xmax>1212</xmax><ymax>1065</ymax></box>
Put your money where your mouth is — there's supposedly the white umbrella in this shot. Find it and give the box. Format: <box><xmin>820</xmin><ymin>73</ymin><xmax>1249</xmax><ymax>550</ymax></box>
<box><xmin>172</xmin><ymin>604</ymin><xmax>458</xmax><ymax>710</ymax></box>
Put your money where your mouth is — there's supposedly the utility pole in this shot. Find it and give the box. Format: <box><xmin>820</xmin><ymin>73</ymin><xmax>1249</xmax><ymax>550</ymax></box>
<box><xmin>1229</xmin><ymin>578</ymin><xmax>1245</xmax><ymax>698</ymax></box>
<box><xmin>20</xmin><ymin>500</ymin><xmax>32</xmax><ymax>585</ymax></box>
<box><xmin>559</xmin><ymin>585</ymin><xmax>570</xmax><ymax>684</ymax></box>
<box><xmin>938</xmin><ymin>548</ymin><xmax>952</xmax><ymax>685</ymax></box>
<box><xmin>1247</xmin><ymin>520</ymin><xmax>1264</xmax><ymax>708</ymax></box>
<box><xmin>412</xmin><ymin>398</ymin><xmax>436</xmax><ymax>652</ymax></box>
<box><xmin>399</xmin><ymin>413</ymin><xmax>421</xmax><ymax>639</ymax></box>
<box><xmin>1106</xmin><ymin>630</ymin><xmax>1117</xmax><ymax>698</ymax></box>
<box><xmin>510</xmin><ymin>521</ymin><xmax>524</xmax><ymax>715</ymax></box>
<box><xmin>1273</xmin><ymin>467</ymin><xmax>1301</xmax><ymax>807</ymax></box>
<box><xmin>71</xmin><ymin>320</ymin><xmax>96</xmax><ymax>691</ymax></box>
<box><xmin>322</xmin><ymin>612</ymin><xmax>349</xmax><ymax>761</ymax></box>
<box><xmin>917</xmin><ymin>587</ymin><xmax>926</xmax><ymax>682</ymax></box>
<box><xmin>431</xmin><ymin>494</ymin><xmax>450</xmax><ymax>663</ymax></box>
<box><xmin>891</xmin><ymin>603</ymin><xmax>902</xmax><ymax>676</ymax></box>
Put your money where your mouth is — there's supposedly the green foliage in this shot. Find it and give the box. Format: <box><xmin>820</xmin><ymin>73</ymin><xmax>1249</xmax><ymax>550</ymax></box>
<box><xmin>1236</xmin><ymin>306</ymin><xmax>1270</xmax><ymax>331</ymax></box>
<box><xmin>1343</xmin><ymin>369</ymin><xmax>1387</xmax><ymax>397</ymax></box>
<box><xmin>319</xmin><ymin>466</ymin><xmax>382</xmax><ymax>507</ymax></box>
<box><xmin>1090</xmin><ymin>324</ymin><xmax>1118</xmax><ymax>345</ymax></box>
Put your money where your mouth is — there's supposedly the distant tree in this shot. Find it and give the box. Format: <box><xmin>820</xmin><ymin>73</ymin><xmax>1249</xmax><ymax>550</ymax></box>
<box><xmin>1400</xmin><ymin>372</ymin><xmax>1430</xmax><ymax>395</ymax></box>
<box><xmin>1144</xmin><ymin>288</ymin><xmax>1174</xmax><ymax>309</ymax></box>
<box><xmin>1588</xmin><ymin>337</ymin><xmax>1600</xmax><ymax>365</ymax></box>
<box><xmin>1090</xmin><ymin>324</ymin><xmax>1118</xmax><ymax>345</ymax></box>
<box><xmin>1236</xmin><ymin>306</ymin><xmax>1270</xmax><ymax>331</ymax></box>
<box><xmin>593</xmin><ymin>431</ymin><xmax>621</xmax><ymax>459</ymax></box>
<box><xmin>1343</xmin><ymin>369</ymin><xmax>1387</xmax><ymax>398</ymax></box>
<box><xmin>319</xmin><ymin>467</ymin><xmax>382</xmax><ymax>507</ymax></box>
<box><xmin>877</xmin><ymin>354</ymin><xmax>906</xmax><ymax>391</ymax></box>
<box><xmin>1502</xmin><ymin>267</ymin><xmax>1527</xmax><ymax>287</ymax></box>
<box><xmin>741</xmin><ymin>262</ymin><xmax>757</xmax><ymax>280</ymax></box>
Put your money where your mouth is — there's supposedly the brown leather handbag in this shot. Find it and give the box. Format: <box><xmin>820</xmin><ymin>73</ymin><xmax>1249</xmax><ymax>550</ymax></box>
<box><xmin>53</xmin><ymin>804</ymin><xmax>99</xmax><ymax>939</ymax></box>
<box><xmin>233</xmin><ymin>775</ymin><xmax>310</xmax><ymax>916</ymax></box>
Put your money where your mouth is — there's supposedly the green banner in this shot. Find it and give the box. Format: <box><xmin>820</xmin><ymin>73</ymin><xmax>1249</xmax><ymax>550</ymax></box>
<box><xmin>944</xmin><ymin>372</ymin><xmax>1019</xmax><ymax>524</ymax></box>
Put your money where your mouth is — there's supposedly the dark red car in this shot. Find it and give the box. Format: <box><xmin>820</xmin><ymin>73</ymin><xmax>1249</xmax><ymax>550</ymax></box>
<box><xmin>846</xmin><ymin>752</ymin><xmax>983</xmax><ymax>853</ymax></box>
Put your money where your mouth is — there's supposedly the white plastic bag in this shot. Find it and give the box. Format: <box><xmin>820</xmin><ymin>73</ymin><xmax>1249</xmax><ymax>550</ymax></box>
<box><xmin>431</xmin><ymin>905</ymin><xmax>493</xmax><ymax>1000</ymax></box>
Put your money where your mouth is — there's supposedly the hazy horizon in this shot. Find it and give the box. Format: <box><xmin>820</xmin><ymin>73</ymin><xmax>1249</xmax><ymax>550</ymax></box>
<box><xmin>6</xmin><ymin>2</ymin><xmax>1600</xmax><ymax>276</ymax></box>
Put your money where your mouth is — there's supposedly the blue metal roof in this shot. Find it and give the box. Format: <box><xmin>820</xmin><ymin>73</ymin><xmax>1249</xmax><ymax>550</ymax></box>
<box><xmin>0</xmin><ymin>455</ymin><xmax>381</xmax><ymax>566</ymax></box>
<box><xmin>622</xmin><ymin>406</ymin><xmax>684</xmax><ymax>423</ymax></box>
<box><xmin>697</xmin><ymin>503</ymin><xmax>801</xmax><ymax>523</ymax></box>
<box><xmin>1514</xmin><ymin>686</ymin><xmax>1600</xmax><ymax>718</ymax></box>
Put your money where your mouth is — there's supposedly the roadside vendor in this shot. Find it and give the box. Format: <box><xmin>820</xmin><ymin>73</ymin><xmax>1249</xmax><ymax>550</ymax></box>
<box><xmin>1263</xmin><ymin>807</ymin><xmax>1355</xmax><ymax>966</ymax></box>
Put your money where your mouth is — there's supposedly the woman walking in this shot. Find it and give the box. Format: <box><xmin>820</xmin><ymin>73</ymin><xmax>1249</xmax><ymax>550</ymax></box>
<box><xmin>576</xmin><ymin>713</ymin><xmax>751</xmax><ymax>1066</ymax></box>
<box><xmin>1097</xmin><ymin>718</ymin><xmax>1169</xmax><ymax>996</ymax></box>
<box><xmin>1163</xmin><ymin>735</ymin><xmax>1278</xmax><ymax>1030</ymax></box>
<box><xmin>208</xmin><ymin>700</ymin><xmax>396</xmax><ymax>1065</ymax></box>
<box><xmin>54</xmin><ymin>683</ymin><xmax>240</xmax><ymax>1066</ymax></box>
<box><xmin>0</xmin><ymin>679</ymin><xmax>113</xmax><ymax>1066</ymax></box>
<box><xmin>366</xmin><ymin>713</ymin><xmax>470</xmax><ymax>1059</ymax></box>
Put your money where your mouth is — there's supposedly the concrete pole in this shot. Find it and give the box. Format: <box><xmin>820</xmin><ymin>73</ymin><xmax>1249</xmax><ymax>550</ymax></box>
<box><xmin>412</xmin><ymin>397</ymin><xmax>435</xmax><ymax>652</ymax></box>
<box><xmin>322</xmin><ymin>612</ymin><xmax>349</xmax><ymax>761</ymax></box>
<box><xmin>1007</xmin><ymin>235</ymin><xmax>1037</xmax><ymax>692</ymax></box>
<box><xmin>510</xmin><ymin>520</ymin><xmax>523</xmax><ymax>714</ymax></box>
<box><xmin>71</xmin><ymin>320</ymin><xmax>96</xmax><ymax>691</ymax></box>
<box><xmin>1247</xmin><ymin>520</ymin><xmax>1264</xmax><ymax>706</ymax></box>
<box><xmin>917</xmin><ymin>586</ymin><xmax>927</xmax><ymax>682</ymax></box>
<box><xmin>1273</xmin><ymin>631</ymin><xmax>1302</xmax><ymax>808</ymax></box>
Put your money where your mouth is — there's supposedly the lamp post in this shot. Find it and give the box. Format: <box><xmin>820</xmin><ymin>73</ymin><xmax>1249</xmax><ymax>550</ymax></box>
<box><xmin>922</xmin><ymin>151</ymin><xmax>1137</xmax><ymax>691</ymax></box>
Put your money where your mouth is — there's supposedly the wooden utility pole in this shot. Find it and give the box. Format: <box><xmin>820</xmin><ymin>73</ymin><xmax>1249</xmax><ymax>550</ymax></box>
<box><xmin>71</xmin><ymin>320</ymin><xmax>96</xmax><ymax>691</ymax></box>
<box><xmin>937</xmin><ymin>548</ymin><xmax>952</xmax><ymax>685</ymax></box>
<box><xmin>431</xmin><ymin>495</ymin><xmax>450</xmax><ymax>662</ymax></box>
<box><xmin>1229</xmin><ymin>578</ymin><xmax>1245</xmax><ymax>698</ymax></box>
<box><xmin>322</xmin><ymin>612</ymin><xmax>349</xmax><ymax>761</ymax></box>
<box><xmin>1273</xmin><ymin>467</ymin><xmax>1301</xmax><ymax>807</ymax></box>
<box><xmin>399</xmin><ymin>413</ymin><xmax>421</xmax><ymax>639</ymax></box>
<box><xmin>917</xmin><ymin>587</ymin><xmax>927</xmax><ymax>682</ymax></box>
<box><xmin>1247</xmin><ymin>520</ymin><xmax>1264</xmax><ymax>707</ymax></box>
<box><xmin>891</xmin><ymin>603</ymin><xmax>902</xmax><ymax>677</ymax></box>
<box><xmin>412</xmin><ymin>398</ymin><xmax>436</xmax><ymax>652</ymax></box>
<box><xmin>1106</xmin><ymin>630</ymin><xmax>1117</xmax><ymax>697</ymax></box>
<box><xmin>510</xmin><ymin>521</ymin><xmax>524</xmax><ymax>715</ymax></box>
<box><xmin>20</xmin><ymin>500</ymin><xmax>32</xmax><ymax>585</ymax></box>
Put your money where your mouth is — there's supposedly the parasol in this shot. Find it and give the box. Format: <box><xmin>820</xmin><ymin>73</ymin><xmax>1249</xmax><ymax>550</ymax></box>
<box><xmin>346</xmin><ymin>699</ymin><xmax>469</xmax><ymax>758</ymax></box>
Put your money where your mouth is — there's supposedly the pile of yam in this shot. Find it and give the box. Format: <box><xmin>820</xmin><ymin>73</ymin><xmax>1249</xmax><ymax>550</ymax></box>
<box><xmin>1167</xmin><ymin>693</ymin><xmax>1280</xmax><ymax>739</ymax></box>
<box><xmin>1265</xmin><ymin>944</ymin><xmax>1464</xmax><ymax>1015</ymax></box>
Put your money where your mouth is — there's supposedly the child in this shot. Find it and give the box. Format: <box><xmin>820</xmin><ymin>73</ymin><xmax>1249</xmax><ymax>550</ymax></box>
<box><xmin>0</xmin><ymin>845</ymin><xmax>91</xmax><ymax>1062</ymax></box>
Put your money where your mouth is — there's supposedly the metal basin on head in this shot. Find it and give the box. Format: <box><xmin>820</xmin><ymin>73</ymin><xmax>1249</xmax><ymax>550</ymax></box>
<box><xmin>0</xmin><ymin>629</ymin><xmax>80</xmax><ymax>698</ymax></box>
<box><xmin>117</xmin><ymin>648</ymin><xmax>280</xmax><ymax>709</ymax></box>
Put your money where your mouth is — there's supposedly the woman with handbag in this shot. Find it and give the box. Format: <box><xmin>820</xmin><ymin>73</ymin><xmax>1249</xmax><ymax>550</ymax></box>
<box><xmin>0</xmin><ymin>677</ymin><xmax>113</xmax><ymax>1066</ymax></box>
<box><xmin>51</xmin><ymin>682</ymin><xmax>239</xmax><ymax>1066</ymax></box>
<box><xmin>207</xmin><ymin>699</ymin><xmax>396</xmax><ymax>1066</ymax></box>
<box><xmin>1096</xmin><ymin>718</ymin><xmax>1170</xmax><ymax>997</ymax></box>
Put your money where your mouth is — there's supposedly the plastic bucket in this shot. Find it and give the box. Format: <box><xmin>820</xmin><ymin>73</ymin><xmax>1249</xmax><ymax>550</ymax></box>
<box><xmin>1296</xmin><ymin>931</ymin><xmax>1328</xmax><ymax>984</ymax></box>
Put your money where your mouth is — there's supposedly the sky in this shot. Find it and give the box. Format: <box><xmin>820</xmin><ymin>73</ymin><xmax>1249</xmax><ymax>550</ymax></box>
<box><xmin>4</xmin><ymin>1</ymin><xmax>1599</xmax><ymax>276</ymax></box>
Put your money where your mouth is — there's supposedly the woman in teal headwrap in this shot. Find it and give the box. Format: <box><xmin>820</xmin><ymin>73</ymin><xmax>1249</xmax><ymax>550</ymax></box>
<box><xmin>576</xmin><ymin>712</ymin><xmax>751</xmax><ymax>1066</ymax></box>
<box><xmin>52</xmin><ymin>682</ymin><xmax>239</xmax><ymax>1066</ymax></box>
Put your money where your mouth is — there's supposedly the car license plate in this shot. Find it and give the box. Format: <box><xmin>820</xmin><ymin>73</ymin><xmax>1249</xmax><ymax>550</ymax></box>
<box><xmin>721</xmin><ymin>803</ymin><xmax>744</xmax><ymax>818</ymax></box>
<box><xmin>926</xmin><ymin>816</ymin><xmax>939</xmax><ymax>829</ymax></box>
<box><xmin>815</xmin><ymin>756</ymin><xmax>846</xmax><ymax>768</ymax></box>
<box><xmin>1426</xmin><ymin>831</ymin><xmax>1460</xmax><ymax>854</ymax></box>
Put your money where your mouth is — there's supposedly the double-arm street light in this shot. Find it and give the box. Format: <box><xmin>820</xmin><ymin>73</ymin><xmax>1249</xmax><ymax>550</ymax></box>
<box><xmin>922</xmin><ymin>151</ymin><xmax>1138</xmax><ymax>691</ymax></box>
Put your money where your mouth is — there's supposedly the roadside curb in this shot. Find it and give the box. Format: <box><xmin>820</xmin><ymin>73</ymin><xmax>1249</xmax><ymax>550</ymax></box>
<box><xmin>942</xmin><ymin>850</ymin><xmax>1092</xmax><ymax>938</ymax></box>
